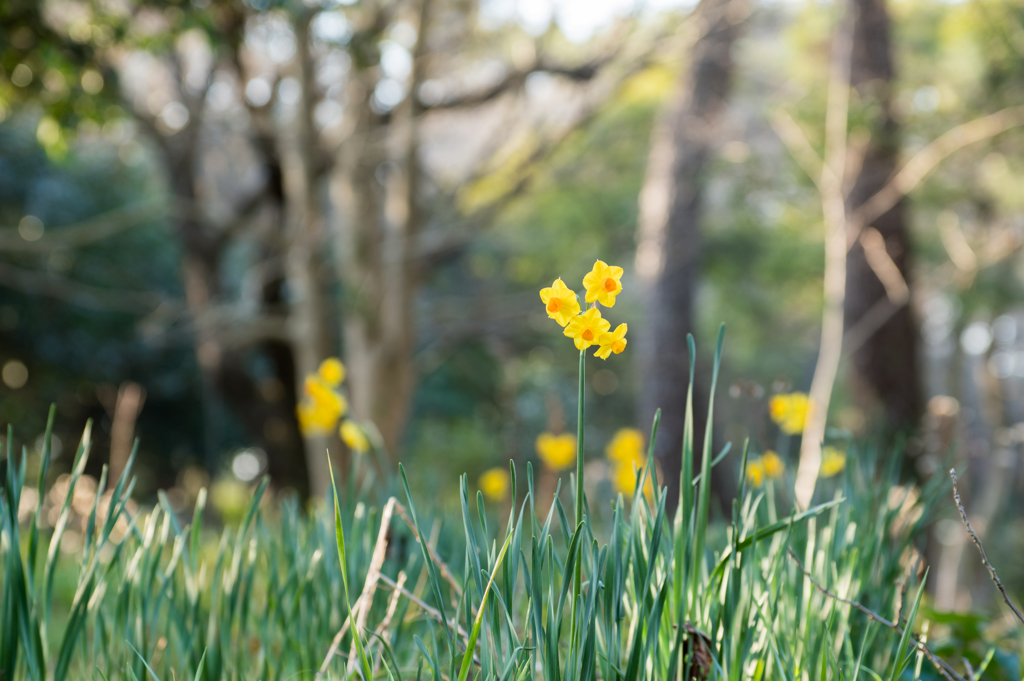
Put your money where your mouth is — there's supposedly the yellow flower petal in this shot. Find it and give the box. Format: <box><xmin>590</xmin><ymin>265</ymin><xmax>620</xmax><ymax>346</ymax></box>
<box><xmin>595</xmin><ymin>323</ymin><xmax>628</xmax><ymax>360</ymax></box>
<box><xmin>582</xmin><ymin>260</ymin><xmax>624</xmax><ymax>308</ymax></box>
<box><xmin>318</xmin><ymin>358</ymin><xmax>346</xmax><ymax>386</ymax></box>
<box><xmin>564</xmin><ymin>308</ymin><xmax>610</xmax><ymax>350</ymax></box>
<box><xmin>539</xmin><ymin>278</ymin><xmax>581</xmax><ymax>327</ymax></box>
<box><xmin>340</xmin><ymin>420</ymin><xmax>370</xmax><ymax>453</ymax></box>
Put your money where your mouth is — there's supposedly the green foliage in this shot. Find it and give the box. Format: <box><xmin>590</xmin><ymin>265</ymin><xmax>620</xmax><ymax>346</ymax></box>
<box><xmin>1</xmin><ymin>339</ymin><xmax>995</xmax><ymax>681</ymax></box>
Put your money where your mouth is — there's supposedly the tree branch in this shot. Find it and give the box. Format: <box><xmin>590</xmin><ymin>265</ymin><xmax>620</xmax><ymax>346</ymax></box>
<box><xmin>418</xmin><ymin>54</ymin><xmax>617</xmax><ymax>111</ymax></box>
<box><xmin>788</xmin><ymin>548</ymin><xmax>966</xmax><ymax>681</ymax></box>
<box><xmin>849</xmin><ymin>106</ymin><xmax>1024</xmax><ymax>246</ymax></box>
<box><xmin>0</xmin><ymin>260</ymin><xmax>174</xmax><ymax>314</ymax></box>
<box><xmin>949</xmin><ymin>469</ymin><xmax>1024</xmax><ymax>627</ymax></box>
<box><xmin>0</xmin><ymin>200</ymin><xmax>167</xmax><ymax>253</ymax></box>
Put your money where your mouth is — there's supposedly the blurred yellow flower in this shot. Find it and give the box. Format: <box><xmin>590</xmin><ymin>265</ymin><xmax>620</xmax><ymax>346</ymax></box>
<box><xmin>340</xmin><ymin>420</ymin><xmax>369</xmax><ymax>453</ymax></box>
<box><xmin>761</xmin><ymin>451</ymin><xmax>785</xmax><ymax>479</ymax></box>
<box><xmin>769</xmin><ymin>392</ymin><xmax>810</xmax><ymax>435</ymax></box>
<box><xmin>746</xmin><ymin>459</ymin><xmax>766</xmax><ymax>488</ymax></box>
<box><xmin>582</xmin><ymin>260</ymin><xmax>624</xmax><ymax>308</ymax></box>
<box><xmin>612</xmin><ymin>459</ymin><xmax>640</xmax><ymax>496</ymax></box>
<box><xmin>304</xmin><ymin>376</ymin><xmax>347</xmax><ymax>416</ymax></box>
<box><xmin>606</xmin><ymin>428</ymin><xmax>644</xmax><ymax>463</ymax></box>
<box><xmin>318</xmin><ymin>358</ymin><xmax>346</xmax><ymax>386</ymax></box>
<box><xmin>479</xmin><ymin>467</ymin><xmax>510</xmax><ymax>502</ymax></box>
<box><xmin>595</xmin><ymin>323</ymin><xmax>628</xmax><ymax>360</ymax></box>
<box><xmin>820</xmin><ymin>447</ymin><xmax>847</xmax><ymax>478</ymax></box>
<box><xmin>539</xmin><ymin>278</ymin><xmax>581</xmax><ymax>327</ymax></box>
<box><xmin>536</xmin><ymin>433</ymin><xmax>576</xmax><ymax>471</ymax></box>
<box><xmin>297</xmin><ymin>376</ymin><xmax>347</xmax><ymax>436</ymax></box>
<box><xmin>605</xmin><ymin>428</ymin><xmax>651</xmax><ymax>498</ymax></box>
<box><xmin>564</xmin><ymin>308</ymin><xmax>610</xmax><ymax>350</ymax></box>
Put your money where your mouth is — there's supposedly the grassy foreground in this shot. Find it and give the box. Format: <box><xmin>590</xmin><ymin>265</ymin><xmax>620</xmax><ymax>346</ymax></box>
<box><xmin>0</xmin><ymin>342</ymin><xmax>968</xmax><ymax>681</ymax></box>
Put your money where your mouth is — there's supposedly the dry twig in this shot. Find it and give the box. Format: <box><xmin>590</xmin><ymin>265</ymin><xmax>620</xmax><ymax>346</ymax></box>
<box><xmin>787</xmin><ymin>548</ymin><xmax>966</xmax><ymax>681</ymax></box>
<box><xmin>949</xmin><ymin>469</ymin><xmax>1024</xmax><ymax>627</ymax></box>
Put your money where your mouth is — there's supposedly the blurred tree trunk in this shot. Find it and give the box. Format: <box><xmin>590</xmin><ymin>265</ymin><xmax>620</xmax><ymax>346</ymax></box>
<box><xmin>636</xmin><ymin>0</ymin><xmax>745</xmax><ymax>514</ymax></box>
<box><xmin>283</xmin><ymin>11</ymin><xmax>335</xmax><ymax>496</ymax></box>
<box><xmin>335</xmin><ymin>1</ymin><xmax>429</xmax><ymax>461</ymax></box>
<box><xmin>843</xmin><ymin>0</ymin><xmax>923</xmax><ymax>434</ymax></box>
<box><xmin>128</xmin><ymin>11</ymin><xmax>315</xmax><ymax>494</ymax></box>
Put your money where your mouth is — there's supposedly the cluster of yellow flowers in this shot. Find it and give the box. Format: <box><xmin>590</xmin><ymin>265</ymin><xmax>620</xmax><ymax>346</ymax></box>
<box><xmin>606</xmin><ymin>428</ymin><xmax>649</xmax><ymax>496</ymax></box>
<box><xmin>768</xmin><ymin>392</ymin><xmax>810</xmax><ymax>435</ymax></box>
<box><xmin>540</xmin><ymin>261</ymin><xmax>628</xmax><ymax>359</ymax></box>
<box><xmin>535</xmin><ymin>433</ymin><xmax>576</xmax><ymax>471</ymax></box>
<box><xmin>295</xmin><ymin>358</ymin><xmax>370</xmax><ymax>454</ymax></box>
<box><xmin>745</xmin><ymin>450</ymin><xmax>785</xmax><ymax>487</ymax></box>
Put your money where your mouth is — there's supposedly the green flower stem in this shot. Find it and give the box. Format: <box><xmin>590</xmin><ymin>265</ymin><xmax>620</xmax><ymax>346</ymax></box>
<box><xmin>572</xmin><ymin>347</ymin><xmax>585</xmax><ymax>636</ymax></box>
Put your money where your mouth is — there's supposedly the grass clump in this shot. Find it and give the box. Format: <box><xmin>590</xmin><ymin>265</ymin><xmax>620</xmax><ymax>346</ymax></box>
<box><xmin>1</xmin><ymin>334</ymin><xmax>959</xmax><ymax>680</ymax></box>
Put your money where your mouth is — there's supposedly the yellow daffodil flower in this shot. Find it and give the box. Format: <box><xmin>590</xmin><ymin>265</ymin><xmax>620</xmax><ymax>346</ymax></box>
<box><xmin>304</xmin><ymin>376</ymin><xmax>347</xmax><ymax>417</ymax></box>
<box><xmin>769</xmin><ymin>392</ymin><xmax>810</xmax><ymax>435</ymax></box>
<box><xmin>479</xmin><ymin>467</ymin><xmax>510</xmax><ymax>502</ymax></box>
<box><xmin>297</xmin><ymin>400</ymin><xmax>339</xmax><ymax>436</ymax></box>
<box><xmin>539</xmin><ymin>278</ymin><xmax>582</xmax><ymax>327</ymax></box>
<box><xmin>761</xmin><ymin>451</ymin><xmax>785</xmax><ymax>479</ymax></box>
<box><xmin>297</xmin><ymin>376</ymin><xmax>347</xmax><ymax>436</ymax></box>
<box><xmin>564</xmin><ymin>308</ymin><xmax>610</xmax><ymax>350</ymax></box>
<box><xmin>820</xmin><ymin>446</ymin><xmax>847</xmax><ymax>478</ymax></box>
<box><xmin>582</xmin><ymin>260</ymin><xmax>624</xmax><ymax>307</ymax></box>
<box><xmin>318</xmin><ymin>358</ymin><xmax>346</xmax><ymax>386</ymax></box>
<box><xmin>610</xmin><ymin>458</ymin><xmax>655</xmax><ymax>499</ymax></box>
<box><xmin>612</xmin><ymin>459</ymin><xmax>640</xmax><ymax>496</ymax></box>
<box><xmin>605</xmin><ymin>428</ymin><xmax>653</xmax><ymax>498</ymax></box>
<box><xmin>746</xmin><ymin>458</ymin><xmax>766</xmax><ymax>488</ymax></box>
<box><xmin>340</xmin><ymin>420</ymin><xmax>370</xmax><ymax>453</ymax></box>
<box><xmin>595</xmin><ymin>323</ymin><xmax>628</xmax><ymax>360</ymax></box>
<box><xmin>606</xmin><ymin>428</ymin><xmax>644</xmax><ymax>463</ymax></box>
<box><xmin>536</xmin><ymin>433</ymin><xmax>577</xmax><ymax>470</ymax></box>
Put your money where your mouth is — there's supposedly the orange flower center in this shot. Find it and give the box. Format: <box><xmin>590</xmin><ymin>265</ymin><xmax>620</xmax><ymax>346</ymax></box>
<box><xmin>612</xmin><ymin>339</ymin><xmax>625</xmax><ymax>352</ymax></box>
<box><xmin>582</xmin><ymin>328</ymin><xmax>595</xmax><ymax>341</ymax></box>
<box><xmin>603</xmin><ymin>277</ymin><xmax>618</xmax><ymax>292</ymax></box>
<box><xmin>547</xmin><ymin>299</ymin><xmax>561</xmax><ymax>313</ymax></box>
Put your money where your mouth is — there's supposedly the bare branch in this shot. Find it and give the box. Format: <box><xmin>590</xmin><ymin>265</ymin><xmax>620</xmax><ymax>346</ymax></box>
<box><xmin>393</xmin><ymin>501</ymin><xmax>464</xmax><ymax>598</ymax></box>
<box><xmin>770</xmin><ymin>111</ymin><xmax>826</xmax><ymax>191</ymax></box>
<box><xmin>793</xmin><ymin>3</ymin><xmax>854</xmax><ymax>511</ymax></box>
<box><xmin>850</xmin><ymin>106</ymin><xmax>1024</xmax><ymax>244</ymax></box>
<box><xmin>419</xmin><ymin>54</ymin><xmax>616</xmax><ymax>111</ymax></box>
<box><xmin>788</xmin><ymin>548</ymin><xmax>966</xmax><ymax>681</ymax></box>
<box><xmin>937</xmin><ymin>211</ymin><xmax>978</xmax><ymax>274</ymax></box>
<box><xmin>842</xmin><ymin>296</ymin><xmax>903</xmax><ymax>358</ymax></box>
<box><xmin>859</xmin><ymin>227</ymin><xmax>909</xmax><ymax>304</ymax></box>
<box><xmin>0</xmin><ymin>260</ymin><xmax>174</xmax><ymax>314</ymax></box>
<box><xmin>376</xmin><ymin>572</ymin><xmax>471</xmax><ymax>642</ymax></box>
<box><xmin>319</xmin><ymin>498</ymin><xmax>397</xmax><ymax>677</ymax></box>
<box><xmin>949</xmin><ymin>469</ymin><xmax>1024</xmax><ymax>627</ymax></box>
<box><xmin>0</xmin><ymin>200</ymin><xmax>167</xmax><ymax>253</ymax></box>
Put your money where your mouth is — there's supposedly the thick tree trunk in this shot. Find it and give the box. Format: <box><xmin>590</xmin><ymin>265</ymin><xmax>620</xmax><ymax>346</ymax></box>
<box><xmin>335</xmin><ymin>74</ymin><xmax>417</xmax><ymax>461</ymax></box>
<box><xmin>636</xmin><ymin>0</ymin><xmax>744</xmax><ymax>513</ymax></box>
<box><xmin>843</xmin><ymin>0</ymin><xmax>923</xmax><ymax>433</ymax></box>
<box><xmin>284</xmin><ymin>12</ymin><xmax>335</xmax><ymax>497</ymax></box>
<box><xmin>335</xmin><ymin>1</ymin><xmax>430</xmax><ymax>461</ymax></box>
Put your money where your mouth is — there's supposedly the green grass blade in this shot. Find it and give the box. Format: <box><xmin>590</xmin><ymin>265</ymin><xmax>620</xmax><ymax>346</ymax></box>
<box><xmin>329</xmin><ymin>455</ymin><xmax>374</xmax><ymax>681</ymax></box>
